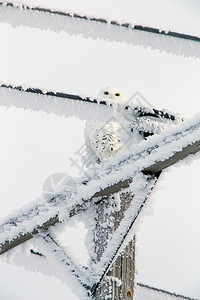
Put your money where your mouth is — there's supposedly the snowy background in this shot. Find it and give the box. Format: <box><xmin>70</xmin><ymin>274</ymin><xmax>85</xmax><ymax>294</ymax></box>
<box><xmin>0</xmin><ymin>0</ymin><xmax>200</xmax><ymax>299</ymax></box>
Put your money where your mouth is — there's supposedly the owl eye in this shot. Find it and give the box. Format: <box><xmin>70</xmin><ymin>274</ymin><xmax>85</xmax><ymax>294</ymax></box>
<box><xmin>104</xmin><ymin>91</ymin><xmax>109</xmax><ymax>95</ymax></box>
<box><xmin>115</xmin><ymin>93</ymin><xmax>120</xmax><ymax>97</ymax></box>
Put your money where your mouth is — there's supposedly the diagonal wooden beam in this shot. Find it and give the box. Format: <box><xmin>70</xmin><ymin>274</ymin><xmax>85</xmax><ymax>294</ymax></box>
<box><xmin>91</xmin><ymin>173</ymin><xmax>159</xmax><ymax>298</ymax></box>
<box><xmin>0</xmin><ymin>216</ymin><xmax>59</xmax><ymax>255</ymax></box>
<box><xmin>144</xmin><ymin>139</ymin><xmax>200</xmax><ymax>173</ymax></box>
<box><xmin>0</xmin><ymin>115</ymin><xmax>200</xmax><ymax>256</ymax></box>
<box><xmin>37</xmin><ymin>233</ymin><xmax>93</xmax><ymax>291</ymax></box>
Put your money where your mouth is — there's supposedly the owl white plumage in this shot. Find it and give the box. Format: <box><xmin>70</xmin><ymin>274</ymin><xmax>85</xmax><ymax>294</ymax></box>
<box><xmin>84</xmin><ymin>86</ymin><xmax>183</xmax><ymax>163</ymax></box>
<box><xmin>84</xmin><ymin>86</ymin><xmax>125</xmax><ymax>160</ymax></box>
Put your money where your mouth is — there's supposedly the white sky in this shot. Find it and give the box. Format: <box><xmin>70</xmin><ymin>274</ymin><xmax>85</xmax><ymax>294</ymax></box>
<box><xmin>0</xmin><ymin>0</ymin><xmax>200</xmax><ymax>299</ymax></box>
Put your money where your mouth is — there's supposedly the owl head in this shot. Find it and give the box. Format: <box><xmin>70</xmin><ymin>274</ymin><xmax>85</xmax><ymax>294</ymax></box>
<box><xmin>98</xmin><ymin>86</ymin><xmax>125</xmax><ymax>101</ymax></box>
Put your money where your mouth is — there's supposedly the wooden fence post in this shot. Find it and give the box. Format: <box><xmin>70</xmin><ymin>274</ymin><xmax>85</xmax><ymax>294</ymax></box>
<box><xmin>93</xmin><ymin>192</ymin><xmax>136</xmax><ymax>299</ymax></box>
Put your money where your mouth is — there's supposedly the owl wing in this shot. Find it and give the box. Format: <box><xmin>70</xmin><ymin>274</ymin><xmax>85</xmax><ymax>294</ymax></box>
<box><xmin>131</xmin><ymin>107</ymin><xmax>184</xmax><ymax>138</ymax></box>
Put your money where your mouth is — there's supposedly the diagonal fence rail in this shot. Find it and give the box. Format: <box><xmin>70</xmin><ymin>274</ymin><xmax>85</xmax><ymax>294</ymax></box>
<box><xmin>1</xmin><ymin>113</ymin><xmax>200</xmax><ymax>257</ymax></box>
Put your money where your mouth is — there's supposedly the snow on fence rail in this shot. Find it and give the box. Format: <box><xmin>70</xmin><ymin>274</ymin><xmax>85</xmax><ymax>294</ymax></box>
<box><xmin>37</xmin><ymin>234</ymin><xmax>94</xmax><ymax>290</ymax></box>
<box><xmin>0</xmin><ymin>83</ymin><xmax>118</xmax><ymax>107</ymax></box>
<box><xmin>1</xmin><ymin>113</ymin><xmax>200</xmax><ymax>257</ymax></box>
<box><xmin>1</xmin><ymin>1</ymin><xmax>200</xmax><ymax>43</ymax></box>
<box><xmin>91</xmin><ymin>173</ymin><xmax>158</xmax><ymax>295</ymax></box>
<box><xmin>136</xmin><ymin>283</ymin><xmax>198</xmax><ymax>300</ymax></box>
<box><xmin>0</xmin><ymin>83</ymin><xmax>179</xmax><ymax>123</ymax></box>
<box><xmin>1</xmin><ymin>2</ymin><xmax>200</xmax><ymax>58</ymax></box>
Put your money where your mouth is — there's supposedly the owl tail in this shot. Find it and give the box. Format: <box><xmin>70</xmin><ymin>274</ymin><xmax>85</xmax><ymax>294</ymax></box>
<box><xmin>100</xmin><ymin>140</ymin><xmax>123</xmax><ymax>159</ymax></box>
<box><xmin>110</xmin><ymin>141</ymin><xmax>123</xmax><ymax>153</ymax></box>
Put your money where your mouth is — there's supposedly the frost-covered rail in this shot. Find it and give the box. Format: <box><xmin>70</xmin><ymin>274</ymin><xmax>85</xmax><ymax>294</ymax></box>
<box><xmin>36</xmin><ymin>234</ymin><xmax>94</xmax><ymax>291</ymax></box>
<box><xmin>1</xmin><ymin>1</ymin><xmax>200</xmax><ymax>43</ymax></box>
<box><xmin>1</xmin><ymin>114</ymin><xmax>200</xmax><ymax>257</ymax></box>
<box><xmin>0</xmin><ymin>83</ymin><xmax>178</xmax><ymax>122</ymax></box>
<box><xmin>136</xmin><ymin>283</ymin><xmax>198</xmax><ymax>300</ymax></box>
<box><xmin>0</xmin><ymin>83</ymin><xmax>115</xmax><ymax>107</ymax></box>
<box><xmin>91</xmin><ymin>173</ymin><xmax>159</xmax><ymax>296</ymax></box>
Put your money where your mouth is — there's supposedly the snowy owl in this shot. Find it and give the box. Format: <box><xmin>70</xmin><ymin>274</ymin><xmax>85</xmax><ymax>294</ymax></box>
<box><xmin>84</xmin><ymin>87</ymin><xmax>183</xmax><ymax>162</ymax></box>
<box><xmin>84</xmin><ymin>86</ymin><xmax>125</xmax><ymax>160</ymax></box>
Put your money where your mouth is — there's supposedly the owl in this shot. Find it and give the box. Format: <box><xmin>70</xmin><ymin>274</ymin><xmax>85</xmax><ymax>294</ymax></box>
<box><xmin>84</xmin><ymin>86</ymin><xmax>182</xmax><ymax>163</ymax></box>
<box><xmin>84</xmin><ymin>86</ymin><xmax>126</xmax><ymax>160</ymax></box>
